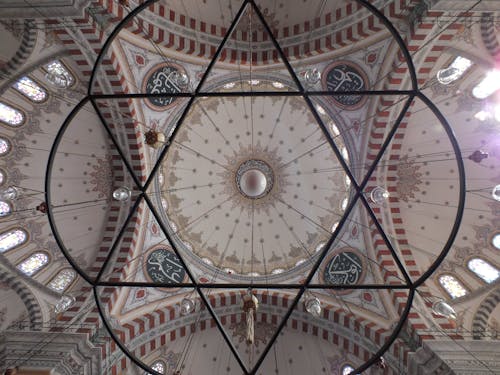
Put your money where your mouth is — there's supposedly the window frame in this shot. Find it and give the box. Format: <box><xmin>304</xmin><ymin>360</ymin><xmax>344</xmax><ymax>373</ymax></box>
<box><xmin>0</xmin><ymin>227</ymin><xmax>28</xmax><ymax>253</ymax></box>
<box><xmin>466</xmin><ymin>257</ymin><xmax>500</xmax><ymax>284</ymax></box>
<box><xmin>16</xmin><ymin>251</ymin><xmax>50</xmax><ymax>277</ymax></box>
<box><xmin>47</xmin><ymin>268</ymin><xmax>77</xmax><ymax>293</ymax></box>
<box><xmin>11</xmin><ymin>75</ymin><xmax>49</xmax><ymax>104</ymax></box>
<box><xmin>437</xmin><ymin>273</ymin><xmax>469</xmax><ymax>300</ymax></box>
<box><xmin>0</xmin><ymin>101</ymin><xmax>26</xmax><ymax>127</ymax></box>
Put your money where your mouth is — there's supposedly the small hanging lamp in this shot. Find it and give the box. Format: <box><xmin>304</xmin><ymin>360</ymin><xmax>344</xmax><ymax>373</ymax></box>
<box><xmin>145</xmin><ymin>130</ymin><xmax>166</xmax><ymax>149</ymax></box>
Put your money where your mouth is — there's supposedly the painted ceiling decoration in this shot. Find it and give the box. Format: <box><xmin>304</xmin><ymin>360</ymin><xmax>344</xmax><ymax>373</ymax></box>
<box><xmin>1</xmin><ymin>0</ymin><xmax>500</xmax><ymax>374</ymax></box>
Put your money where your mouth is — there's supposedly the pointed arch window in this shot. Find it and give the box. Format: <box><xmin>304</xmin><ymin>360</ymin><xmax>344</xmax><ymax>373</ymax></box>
<box><xmin>342</xmin><ymin>364</ymin><xmax>357</xmax><ymax>375</ymax></box>
<box><xmin>0</xmin><ymin>201</ymin><xmax>11</xmax><ymax>217</ymax></box>
<box><xmin>439</xmin><ymin>274</ymin><xmax>468</xmax><ymax>299</ymax></box>
<box><xmin>468</xmin><ymin>258</ymin><xmax>499</xmax><ymax>283</ymax></box>
<box><xmin>17</xmin><ymin>252</ymin><xmax>49</xmax><ymax>276</ymax></box>
<box><xmin>48</xmin><ymin>269</ymin><xmax>76</xmax><ymax>292</ymax></box>
<box><xmin>12</xmin><ymin>76</ymin><xmax>48</xmax><ymax>103</ymax></box>
<box><xmin>0</xmin><ymin>228</ymin><xmax>27</xmax><ymax>252</ymax></box>
<box><xmin>149</xmin><ymin>360</ymin><xmax>165</xmax><ymax>374</ymax></box>
<box><xmin>44</xmin><ymin>60</ymin><xmax>75</xmax><ymax>88</ymax></box>
<box><xmin>0</xmin><ymin>102</ymin><xmax>24</xmax><ymax>126</ymax></box>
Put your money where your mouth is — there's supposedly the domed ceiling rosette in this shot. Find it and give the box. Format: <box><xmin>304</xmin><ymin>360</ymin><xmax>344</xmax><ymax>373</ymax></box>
<box><xmin>45</xmin><ymin>0</ymin><xmax>465</xmax><ymax>374</ymax></box>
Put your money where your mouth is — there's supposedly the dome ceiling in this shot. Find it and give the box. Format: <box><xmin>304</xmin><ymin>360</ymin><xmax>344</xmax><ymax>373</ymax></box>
<box><xmin>2</xmin><ymin>0</ymin><xmax>500</xmax><ymax>374</ymax></box>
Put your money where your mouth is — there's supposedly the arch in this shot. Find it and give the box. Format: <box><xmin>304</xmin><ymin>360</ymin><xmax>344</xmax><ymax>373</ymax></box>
<box><xmin>438</xmin><ymin>274</ymin><xmax>468</xmax><ymax>299</ymax></box>
<box><xmin>467</xmin><ymin>258</ymin><xmax>500</xmax><ymax>284</ymax></box>
<box><xmin>47</xmin><ymin>268</ymin><xmax>76</xmax><ymax>292</ymax></box>
<box><xmin>472</xmin><ymin>287</ymin><xmax>500</xmax><ymax>340</ymax></box>
<box><xmin>0</xmin><ymin>20</ymin><xmax>37</xmax><ymax>77</ymax></box>
<box><xmin>0</xmin><ymin>200</ymin><xmax>12</xmax><ymax>217</ymax></box>
<box><xmin>43</xmin><ymin>59</ymin><xmax>76</xmax><ymax>88</ymax></box>
<box><xmin>12</xmin><ymin>76</ymin><xmax>48</xmax><ymax>103</ymax></box>
<box><xmin>0</xmin><ymin>266</ymin><xmax>43</xmax><ymax>330</ymax></box>
<box><xmin>0</xmin><ymin>227</ymin><xmax>28</xmax><ymax>252</ymax></box>
<box><xmin>16</xmin><ymin>252</ymin><xmax>50</xmax><ymax>276</ymax></box>
<box><xmin>0</xmin><ymin>136</ymin><xmax>11</xmax><ymax>155</ymax></box>
<box><xmin>150</xmin><ymin>360</ymin><xmax>166</xmax><ymax>374</ymax></box>
<box><xmin>0</xmin><ymin>101</ymin><xmax>25</xmax><ymax>127</ymax></box>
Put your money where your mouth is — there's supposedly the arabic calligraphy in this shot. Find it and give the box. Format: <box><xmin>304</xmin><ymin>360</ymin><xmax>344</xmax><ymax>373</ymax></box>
<box><xmin>324</xmin><ymin>62</ymin><xmax>367</xmax><ymax>108</ymax></box>
<box><xmin>145</xmin><ymin>65</ymin><xmax>183</xmax><ymax>108</ymax></box>
<box><xmin>145</xmin><ymin>248</ymin><xmax>186</xmax><ymax>284</ymax></box>
<box><xmin>323</xmin><ymin>251</ymin><xmax>363</xmax><ymax>285</ymax></box>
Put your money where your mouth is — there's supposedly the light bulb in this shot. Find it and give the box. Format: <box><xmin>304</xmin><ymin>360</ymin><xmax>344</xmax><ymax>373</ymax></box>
<box><xmin>305</xmin><ymin>297</ymin><xmax>322</xmax><ymax>317</ymax></box>
<box><xmin>180</xmin><ymin>298</ymin><xmax>195</xmax><ymax>315</ymax></box>
<box><xmin>431</xmin><ymin>300</ymin><xmax>457</xmax><ymax>320</ymax></box>
<box><xmin>112</xmin><ymin>187</ymin><xmax>131</xmax><ymax>201</ymax></box>
<box><xmin>436</xmin><ymin>67</ymin><xmax>461</xmax><ymax>85</ymax></box>
<box><xmin>304</xmin><ymin>68</ymin><xmax>321</xmax><ymax>85</ymax></box>
<box><xmin>370</xmin><ymin>186</ymin><xmax>389</xmax><ymax>205</ymax></box>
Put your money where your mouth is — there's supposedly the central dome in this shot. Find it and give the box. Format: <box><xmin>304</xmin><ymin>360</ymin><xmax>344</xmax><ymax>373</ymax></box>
<box><xmin>159</xmin><ymin>81</ymin><xmax>350</xmax><ymax>277</ymax></box>
<box><xmin>236</xmin><ymin>159</ymin><xmax>274</xmax><ymax>199</ymax></box>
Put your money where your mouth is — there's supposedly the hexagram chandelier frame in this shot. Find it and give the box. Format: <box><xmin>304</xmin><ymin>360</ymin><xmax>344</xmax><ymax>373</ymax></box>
<box><xmin>44</xmin><ymin>0</ymin><xmax>466</xmax><ymax>374</ymax></box>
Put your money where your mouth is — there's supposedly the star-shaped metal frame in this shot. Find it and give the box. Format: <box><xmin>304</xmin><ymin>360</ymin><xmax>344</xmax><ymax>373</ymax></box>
<box><xmin>45</xmin><ymin>0</ymin><xmax>466</xmax><ymax>374</ymax></box>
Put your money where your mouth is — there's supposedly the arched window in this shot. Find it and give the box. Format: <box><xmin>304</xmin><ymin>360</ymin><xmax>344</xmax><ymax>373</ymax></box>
<box><xmin>48</xmin><ymin>269</ymin><xmax>76</xmax><ymax>292</ymax></box>
<box><xmin>17</xmin><ymin>252</ymin><xmax>49</xmax><ymax>276</ymax></box>
<box><xmin>468</xmin><ymin>258</ymin><xmax>500</xmax><ymax>283</ymax></box>
<box><xmin>342</xmin><ymin>364</ymin><xmax>357</xmax><ymax>375</ymax></box>
<box><xmin>0</xmin><ymin>170</ymin><xmax>4</xmax><ymax>186</ymax></box>
<box><xmin>0</xmin><ymin>102</ymin><xmax>24</xmax><ymax>126</ymax></box>
<box><xmin>472</xmin><ymin>70</ymin><xmax>500</xmax><ymax>99</ymax></box>
<box><xmin>0</xmin><ymin>137</ymin><xmax>10</xmax><ymax>155</ymax></box>
<box><xmin>492</xmin><ymin>233</ymin><xmax>500</xmax><ymax>250</ymax></box>
<box><xmin>439</xmin><ymin>274</ymin><xmax>468</xmax><ymax>299</ymax></box>
<box><xmin>150</xmin><ymin>360</ymin><xmax>165</xmax><ymax>374</ymax></box>
<box><xmin>12</xmin><ymin>76</ymin><xmax>47</xmax><ymax>103</ymax></box>
<box><xmin>0</xmin><ymin>228</ymin><xmax>27</xmax><ymax>252</ymax></box>
<box><xmin>0</xmin><ymin>201</ymin><xmax>11</xmax><ymax>217</ymax></box>
<box><xmin>44</xmin><ymin>60</ymin><xmax>75</xmax><ymax>88</ymax></box>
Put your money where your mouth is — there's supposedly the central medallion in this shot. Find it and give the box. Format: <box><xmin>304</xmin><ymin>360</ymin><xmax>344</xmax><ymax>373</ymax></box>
<box><xmin>236</xmin><ymin>159</ymin><xmax>274</xmax><ymax>199</ymax></box>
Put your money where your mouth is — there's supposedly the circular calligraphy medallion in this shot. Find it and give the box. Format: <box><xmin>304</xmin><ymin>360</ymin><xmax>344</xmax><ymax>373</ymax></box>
<box><xmin>143</xmin><ymin>246</ymin><xmax>188</xmax><ymax>288</ymax></box>
<box><xmin>320</xmin><ymin>248</ymin><xmax>364</xmax><ymax>294</ymax></box>
<box><xmin>322</xmin><ymin>61</ymin><xmax>369</xmax><ymax>110</ymax></box>
<box><xmin>142</xmin><ymin>63</ymin><xmax>187</xmax><ymax>111</ymax></box>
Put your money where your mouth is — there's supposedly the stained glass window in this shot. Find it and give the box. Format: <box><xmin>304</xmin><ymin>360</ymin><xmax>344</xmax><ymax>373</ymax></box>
<box><xmin>17</xmin><ymin>252</ymin><xmax>49</xmax><ymax>276</ymax></box>
<box><xmin>48</xmin><ymin>269</ymin><xmax>76</xmax><ymax>292</ymax></box>
<box><xmin>0</xmin><ymin>201</ymin><xmax>11</xmax><ymax>217</ymax></box>
<box><xmin>342</xmin><ymin>364</ymin><xmax>357</xmax><ymax>375</ymax></box>
<box><xmin>0</xmin><ymin>170</ymin><xmax>5</xmax><ymax>186</ymax></box>
<box><xmin>439</xmin><ymin>275</ymin><xmax>468</xmax><ymax>299</ymax></box>
<box><xmin>44</xmin><ymin>60</ymin><xmax>75</xmax><ymax>88</ymax></box>
<box><xmin>0</xmin><ymin>138</ymin><xmax>10</xmax><ymax>155</ymax></box>
<box><xmin>468</xmin><ymin>258</ymin><xmax>500</xmax><ymax>283</ymax></box>
<box><xmin>150</xmin><ymin>360</ymin><xmax>165</xmax><ymax>374</ymax></box>
<box><xmin>0</xmin><ymin>228</ymin><xmax>27</xmax><ymax>252</ymax></box>
<box><xmin>472</xmin><ymin>70</ymin><xmax>500</xmax><ymax>99</ymax></box>
<box><xmin>0</xmin><ymin>102</ymin><xmax>24</xmax><ymax>126</ymax></box>
<box><xmin>12</xmin><ymin>77</ymin><xmax>47</xmax><ymax>102</ymax></box>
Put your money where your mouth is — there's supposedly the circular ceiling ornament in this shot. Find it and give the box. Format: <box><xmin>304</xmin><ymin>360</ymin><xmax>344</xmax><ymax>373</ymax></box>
<box><xmin>322</xmin><ymin>60</ymin><xmax>369</xmax><ymax>110</ymax></box>
<box><xmin>142</xmin><ymin>62</ymin><xmax>188</xmax><ymax>111</ymax></box>
<box><xmin>236</xmin><ymin>159</ymin><xmax>274</xmax><ymax>199</ymax></box>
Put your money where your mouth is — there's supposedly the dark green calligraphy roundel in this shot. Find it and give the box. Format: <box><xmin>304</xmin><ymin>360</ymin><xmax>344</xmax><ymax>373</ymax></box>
<box><xmin>323</xmin><ymin>251</ymin><xmax>363</xmax><ymax>285</ymax></box>
<box><xmin>145</xmin><ymin>248</ymin><xmax>186</xmax><ymax>284</ymax></box>
<box><xmin>324</xmin><ymin>62</ymin><xmax>367</xmax><ymax>108</ymax></box>
<box><xmin>144</xmin><ymin>64</ymin><xmax>182</xmax><ymax>108</ymax></box>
